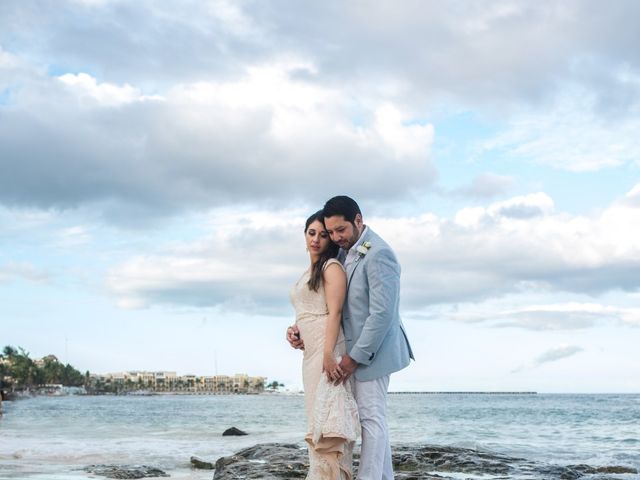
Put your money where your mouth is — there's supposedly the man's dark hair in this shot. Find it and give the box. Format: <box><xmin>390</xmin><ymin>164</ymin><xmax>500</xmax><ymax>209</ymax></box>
<box><xmin>322</xmin><ymin>195</ymin><xmax>362</xmax><ymax>224</ymax></box>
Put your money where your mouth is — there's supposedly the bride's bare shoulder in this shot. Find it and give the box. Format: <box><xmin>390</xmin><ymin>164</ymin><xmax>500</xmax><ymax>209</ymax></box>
<box><xmin>323</xmin><ymin>258</ymin><xmax>345</xmax><ymax>272</ymax></box>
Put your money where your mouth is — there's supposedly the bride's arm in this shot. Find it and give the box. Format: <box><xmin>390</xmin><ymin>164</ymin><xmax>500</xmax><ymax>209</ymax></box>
<box><xmin>322</xmin><ymin>262</ymin><xmax>347</xmax><ymax>382</ymax></box>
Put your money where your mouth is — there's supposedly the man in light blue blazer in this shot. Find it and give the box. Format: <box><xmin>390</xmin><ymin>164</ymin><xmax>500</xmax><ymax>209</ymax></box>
<box><xmin>323</xmin><ymin>195</ymin><xmax>413</xmax><ymax>480</ymax></box>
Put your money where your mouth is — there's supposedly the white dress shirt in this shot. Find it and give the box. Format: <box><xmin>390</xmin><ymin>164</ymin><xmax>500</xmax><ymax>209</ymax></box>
<box><xmin>343</xmin><ymin>225</ymin><xmax>368</xmax><ymax>271</ymax></box>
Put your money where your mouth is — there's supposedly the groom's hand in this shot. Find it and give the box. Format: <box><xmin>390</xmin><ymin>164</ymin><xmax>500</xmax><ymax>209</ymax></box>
<box><xmin>337</xmin><ymin>354</ymin><xmax>358</xmax><ymax>384</ymax></box>
<box><xmin>286</xmin><ymin>325</ymin><xmax>304</xmax><ymax>350</ymax></box>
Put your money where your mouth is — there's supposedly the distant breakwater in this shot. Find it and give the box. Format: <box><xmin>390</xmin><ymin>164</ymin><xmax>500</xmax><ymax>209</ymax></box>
<box><xmin>389</xmin><ymin>391</ymin><xmax>537</xmax><ymax>395</ymax></box>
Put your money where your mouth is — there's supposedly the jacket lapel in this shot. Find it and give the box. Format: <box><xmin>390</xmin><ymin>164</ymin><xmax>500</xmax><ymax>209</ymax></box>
<box><xmin>346</xmin><ymin>228</ymin><xmax>373</xmax><ymax>291</ymax></box>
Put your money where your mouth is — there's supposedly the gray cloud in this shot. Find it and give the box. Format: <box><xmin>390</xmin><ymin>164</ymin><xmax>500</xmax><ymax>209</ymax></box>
<box><xmin>534</xmin><ymin>345</ymin><xmax>584</xmax><ymax>366</ymax></box>
<box><xmin>402</xmin><ymin>237</ymin><xmax>640</xmax><ymax>307</ymax></box>
<box><xmin>511</xmin><ymin>344</ymin><xmax>583</xmax><ymax>373</ymax></box>
<box><xmin>492</xmin><ymin>203</ymin><xmax>546</xmax><ymax>219</ymax></box>
<box><xmin>0</xmin><ymin>64</ymin><xmax>435</xmax><ymax>220</ymax></box>
<box><xmin>2</xmin><ymin>1</ymin><xmax>640</xmax><ymax>218</ymax></box>
<box><xmin>2</xmin><ymin>1</ymin><xmax>638</xmax><ymax>113</ymax></box>
<box><xmin>249</xmin><ymin>0</ymin><xmax>640</xmax><ymax>108</ymax></box>
<box><xmin>0</xmin><ymin>0</ymin><xmax>262</xmax><ymax>87</ymax></box>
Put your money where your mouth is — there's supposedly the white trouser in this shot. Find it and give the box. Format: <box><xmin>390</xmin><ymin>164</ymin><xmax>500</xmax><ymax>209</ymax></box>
<box><xmin>353</xmin><ymin>375</ymin><xmax>392</xmax><ymax>480</ymax></box>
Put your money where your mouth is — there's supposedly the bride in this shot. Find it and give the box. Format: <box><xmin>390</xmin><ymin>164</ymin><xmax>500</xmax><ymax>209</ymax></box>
<box><xmin>288</xmin><ymin>210</ymin><xmax>359</xmax><ymax>480</ymax></box>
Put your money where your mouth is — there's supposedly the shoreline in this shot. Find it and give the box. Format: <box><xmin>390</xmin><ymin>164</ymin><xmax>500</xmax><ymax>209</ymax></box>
<box><xmin>3</xmin><ymin>441</ymin><xmax>636</xmax><ymax>480</ymax></box>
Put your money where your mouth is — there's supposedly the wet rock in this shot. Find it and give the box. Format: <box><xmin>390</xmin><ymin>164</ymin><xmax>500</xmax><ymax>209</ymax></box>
<box><xmin>213</xmin><ymin>443</ymin><xmax>307</xmax><ymax>479</ymax></box>
<box><xmin>537</xmin><ymin>463</ymin><xmax>639</xmax><ymax>479</ymax></box>
<box><xmin>212</xmin><ymin>443</ymin><xmax>638</xmax><ymax>480</ymax></box>
<box><xmin>222</xmin><ymin>427</ymin><xmax>248</xmax><ymax>436</ymax></box>
<box><xmin>190</xmin><ymin>456</ymin><xmax>215</xmax><ymax>469</ymax></box>
<box><xmin>571</xmin><ymin>464</ymin><xmax>638</xmax><ymax>475</ymax></box>
<box><xmin>391</xmin><ymin>444</ymin><xmax>518</xmax><ymax>476</ymax></box>
<box><xmin>83</xmin><ymin>464</ymin><xmax>169</xmax><ymax>479</ymax></box>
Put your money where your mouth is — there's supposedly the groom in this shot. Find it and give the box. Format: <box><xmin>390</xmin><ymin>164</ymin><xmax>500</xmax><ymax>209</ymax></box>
<box><xmin>288</xmin><ymin>195</ymin><xmax>414</xmax><ymax>480</ymax></box>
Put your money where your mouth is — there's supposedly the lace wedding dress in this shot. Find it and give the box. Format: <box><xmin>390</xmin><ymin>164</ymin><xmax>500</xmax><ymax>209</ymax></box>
<box><xmin>290</xmin><ymin>258</ymin><xmax>359</xmax><ymax>480</ymax></box>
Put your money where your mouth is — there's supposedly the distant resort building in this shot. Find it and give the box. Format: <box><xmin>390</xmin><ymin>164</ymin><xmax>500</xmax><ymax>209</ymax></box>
<box><xmin>34</xmin><ymin>354</ymin><xmax>60</xmax><ymax>367</ymax></box>
<box><xmin>0</xmin><ymin>349</ymin><xmax>267</xmax><ymax>396</ymax></box>
<box><xmin>90</xmin><ymin>371</ymin><xmax>266</xmax><ymax>395</ymax></box>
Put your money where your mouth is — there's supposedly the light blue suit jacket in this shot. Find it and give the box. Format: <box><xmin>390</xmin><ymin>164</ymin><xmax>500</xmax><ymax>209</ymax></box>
<box><xmin>340</xmin><ymin>227</ymin><xmax>414</xmax><ymax>381</ymax></box>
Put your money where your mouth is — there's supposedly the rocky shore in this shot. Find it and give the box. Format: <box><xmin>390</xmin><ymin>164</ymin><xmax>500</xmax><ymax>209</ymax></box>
<box><xmin>210</xmin><ymin>443</ymin><xmax>638</xmax><ymax>480</ymax></box>
<box><xmin>79</xmin><ymin>442</ymin><xmax>638</xmax><ymax>480</ymax></box>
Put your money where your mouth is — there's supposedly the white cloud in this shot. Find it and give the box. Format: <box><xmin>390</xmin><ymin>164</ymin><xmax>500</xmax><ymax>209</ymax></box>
<box><xmin>0</xmin><ymin>206</ymin><xmax>57</xmax><ymax>231</ymax></box>
<box><xmin>69</xmin><ymin>0</ymin><xmax>113</xmax><ymax>6</ymax></box>
<box><xmin>107</xmin><ymin>186</ymin><xmax>640</xmax><ymax>317</ymax></box>
<box><xmin>55</xmin><ymin>226</ymin><xmax>93</xmax><ymax>247</ymax></box>
<box><xmin>372</xmin><ymin>104</ymin><xmax>434</xmax><ymax>158</ymax></box>
<box><xmin>391</xmin><ymin>185</ymin><xmax>640</xmax><ymax>306</ymax></box>
<box><xmin>167</xmin><ymin>62</ymin><xmax>434</xmax><ymax>161</ymax></box>
<box><xmin>0</xmin><ymin>262</ymin><xmax>49</xmax><ymax>284</ymax></box>
<box><xmin>0</xmin><ymin>47</ymin><xmax>20</xmax><ymax>69</ymax></box>
<box><xmin>445</xmin><ymin>301</ymin><xmax>640</xmax><ymax>330</ymax></box>
<box><xmin>625</xmin><ymin>184</ymin><xmax>640</xmax><ymax>206</ymax></box>
<box><xmin>107</xmin><ymin>209</ymin><xmax>305</xmax><ymax>310</ymax></box>
<box><xmin>205</xmin><ymin>0</ymin><xmax>260</xmax><ymax>37</ymax></box>
<box><xmin>58</xmin><ymin>73</ymin><xmax>162</xmax><ymax>106</ymax></box>
<box><xmin>483</xmin><ymin>81</ymin><xmax>640</xmax><ymax>171</ymax></box>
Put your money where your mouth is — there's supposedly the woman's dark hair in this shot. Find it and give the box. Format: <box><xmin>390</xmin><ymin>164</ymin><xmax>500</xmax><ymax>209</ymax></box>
<box><xmin>305</xmin><ymin>210</ymin><xmax>339</xmax><ymax>292</ymax></box>
<box><xmin>322</xmin><ymin>195</ymin><xmax>361</xmax><ymax>224</ymax></box>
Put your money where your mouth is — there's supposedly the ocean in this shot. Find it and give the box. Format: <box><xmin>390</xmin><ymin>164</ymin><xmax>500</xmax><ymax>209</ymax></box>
<box><xmin>0</xmin><ymin>393</ymin><xmax>638</xmax><ymax>479</ymax></box>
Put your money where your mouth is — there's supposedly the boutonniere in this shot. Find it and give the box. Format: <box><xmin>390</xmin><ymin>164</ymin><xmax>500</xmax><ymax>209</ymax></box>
<box><xmin>356</xmin><ymin>241</ymin><xmax>372</xmax><ymax>257</ymax></box>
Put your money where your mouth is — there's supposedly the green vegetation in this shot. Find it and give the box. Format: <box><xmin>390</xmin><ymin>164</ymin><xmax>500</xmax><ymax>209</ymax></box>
<box><xmin>266</xmin><ymin>380</ymin><xmax>284</xmax><ymax>390</ymax></box>
<box><xmin>0</xmin><ymin>345</ymin><xmax>87</xmax><ymax>391</ymax></box>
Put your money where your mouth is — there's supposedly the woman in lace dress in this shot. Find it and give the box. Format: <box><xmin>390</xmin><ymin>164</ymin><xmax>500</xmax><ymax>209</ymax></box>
<box><xmin>289</xmin><ymin>211</ymin><xmax>359</xmax><ymax>480</ymax></box>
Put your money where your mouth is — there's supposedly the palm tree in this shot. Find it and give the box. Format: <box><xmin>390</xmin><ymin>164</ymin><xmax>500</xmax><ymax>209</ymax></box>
<box><xmin>267</xmin><ymin>380</ymin><xmax>284</xmax><ymax>391</ymax></box>
<box><xmin>10</xmin><ymin>348</ymin><xmax>37</xmax><ymax>388</ymax></box>
<box><xmin>2</xmin><ymin>346</ymin><xmax>18</xmax><ymax>358</ymax></box>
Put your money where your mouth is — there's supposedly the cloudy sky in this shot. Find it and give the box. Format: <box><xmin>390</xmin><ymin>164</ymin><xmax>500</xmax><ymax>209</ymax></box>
<box><xmin>2</xmin><ymin>0</ymin><xmax>639</xmax><ymax>393</ymax></box>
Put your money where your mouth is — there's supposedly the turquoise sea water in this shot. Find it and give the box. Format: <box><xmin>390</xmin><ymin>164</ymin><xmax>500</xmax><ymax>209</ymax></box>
<box><xmin>0</xmin><ymin>393</ymin><xmax>638</xmax><ymax>479</ymax></box>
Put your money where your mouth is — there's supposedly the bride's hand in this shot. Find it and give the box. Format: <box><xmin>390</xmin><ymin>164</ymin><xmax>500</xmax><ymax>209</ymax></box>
<box><xmin>322</xmin><ymin>353</ymin><xmax>343</xmax><ymax>383</ymax></box>
<box><xmin>286</xmin><ymin>325</ymin><xmax>304</xmax><ymax>350</ymax></box>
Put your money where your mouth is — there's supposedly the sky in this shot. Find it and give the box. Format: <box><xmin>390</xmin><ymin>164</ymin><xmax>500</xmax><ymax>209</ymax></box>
<box><xmin>1</xmin><ymin>0</ymin><xmax>639</xmax><ymax>393</ymax></box>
